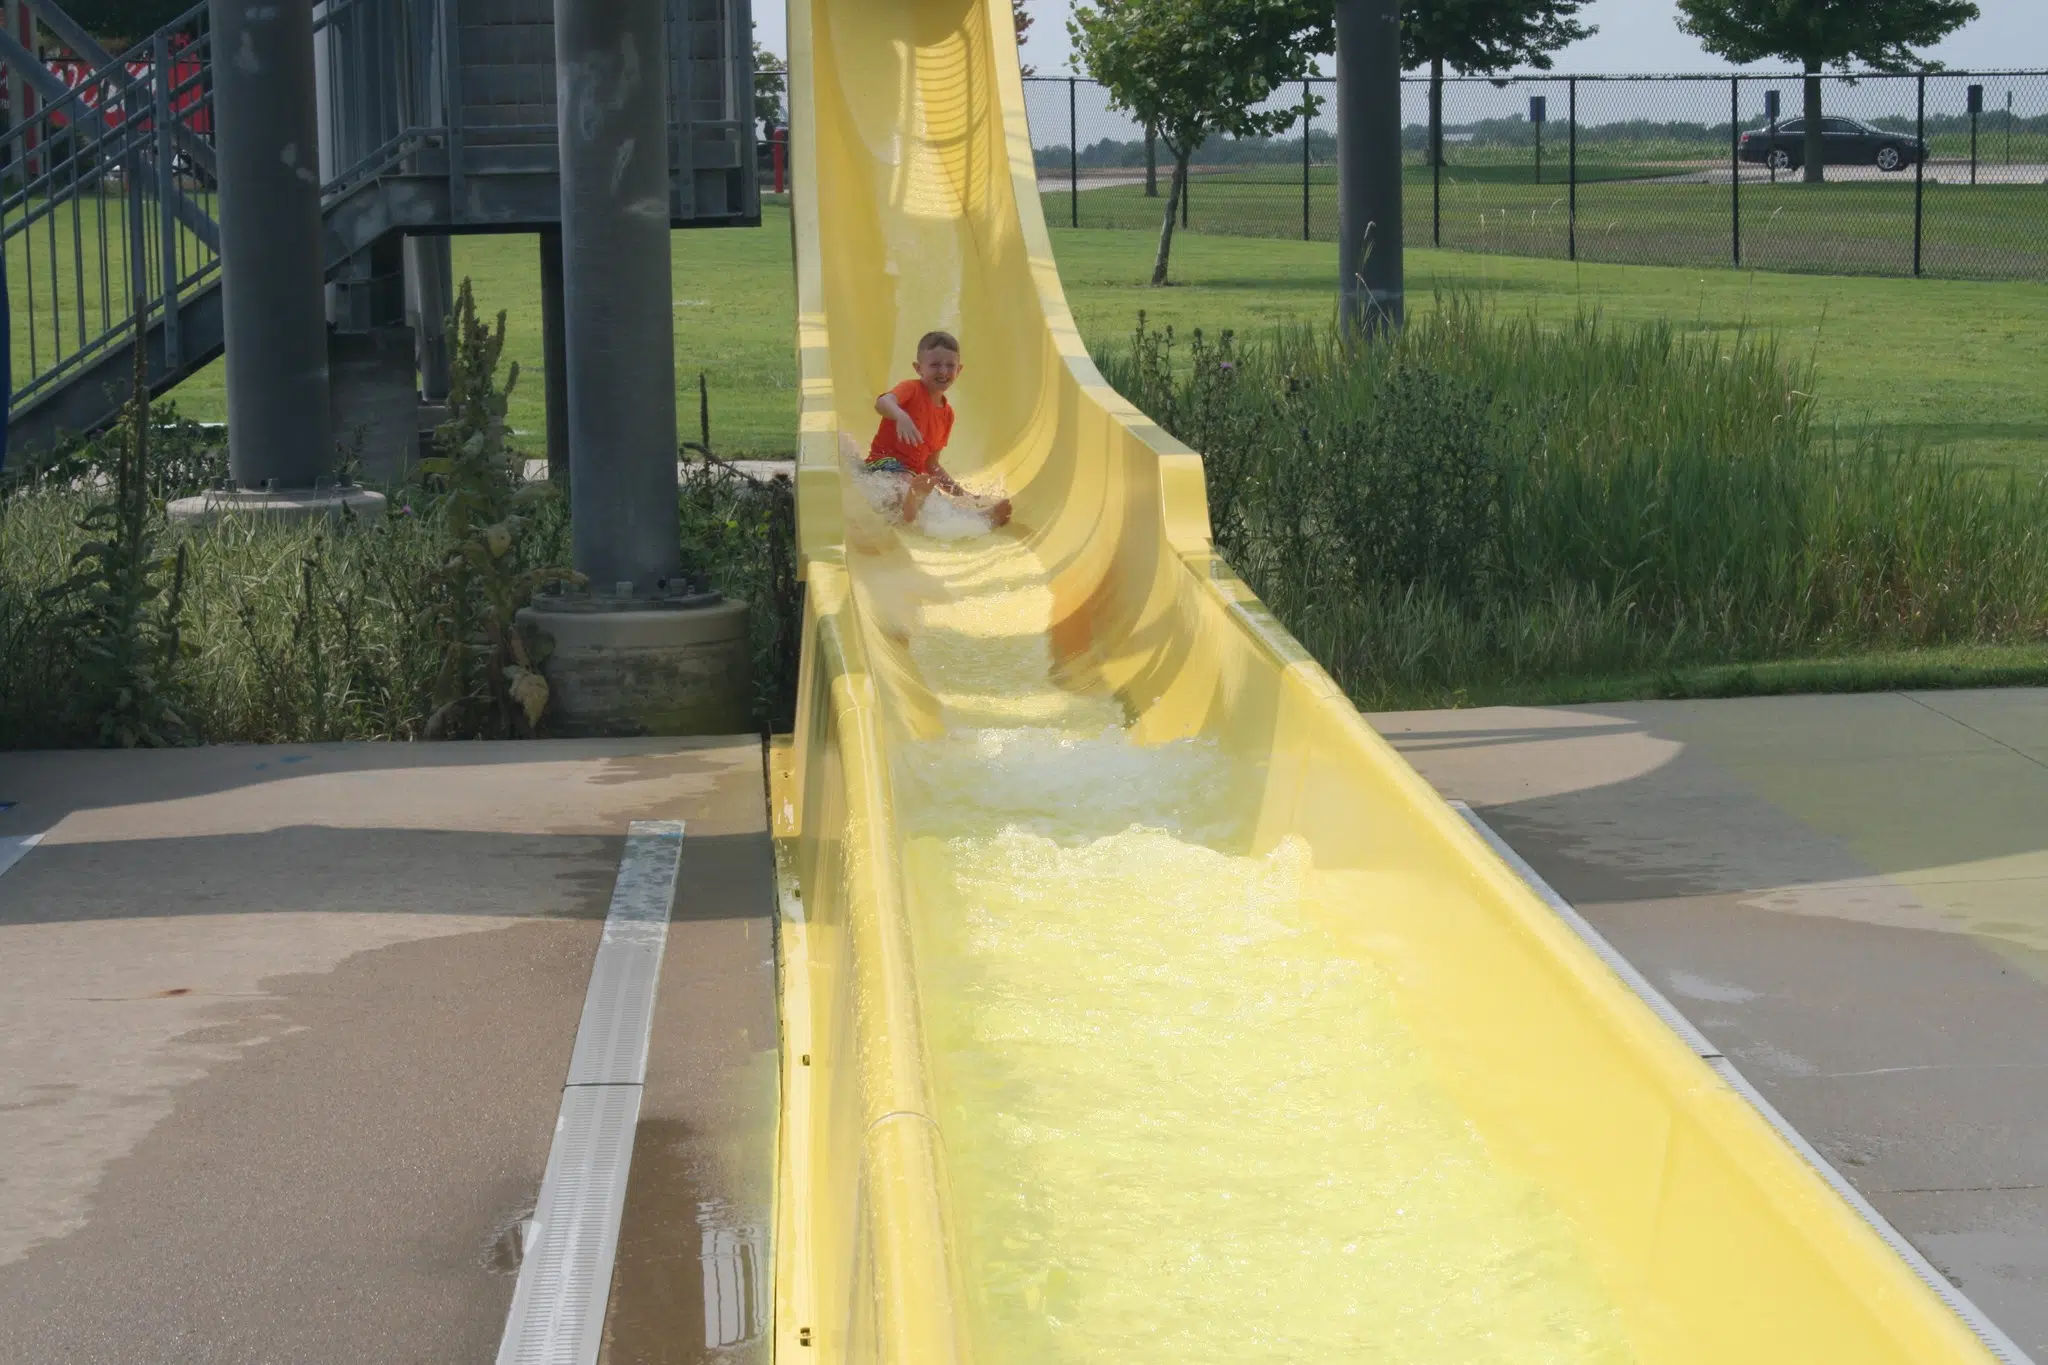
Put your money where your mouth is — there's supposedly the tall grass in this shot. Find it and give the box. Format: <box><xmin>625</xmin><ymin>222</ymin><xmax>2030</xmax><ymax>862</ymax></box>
<box><xmin>2</xmin><ymin>274</ymin><xmax>803</xmax><ymax>749</ymax></box>
<box><xmin>0</xmin><ymin>462</ymin><xmax>802</xmax><ymax>747</ymax></box>
<box><xmin>1102</xmin><ymin>301</ymin><xmax>2048</xmax><ymax>707</ymax></box>
<box><xmin>3</xmin><ymin>489</ymin><xmax>473</xmax><ymax>745</ymax></box>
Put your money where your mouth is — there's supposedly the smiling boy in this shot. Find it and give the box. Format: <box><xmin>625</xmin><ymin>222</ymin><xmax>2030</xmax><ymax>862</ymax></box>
<box><xmin>868</xmin><ymin>331</ymin><xmax>1010</xmax><ymax>527</ymax></box>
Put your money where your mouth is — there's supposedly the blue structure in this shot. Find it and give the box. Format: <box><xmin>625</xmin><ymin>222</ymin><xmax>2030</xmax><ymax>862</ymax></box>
<box><xmin>0</xmin><ymin>0</ymin><xmax>757</xmax><ymax>472</ymax></box>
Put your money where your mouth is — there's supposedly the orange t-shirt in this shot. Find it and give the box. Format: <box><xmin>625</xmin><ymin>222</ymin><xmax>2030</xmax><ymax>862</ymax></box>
<box><xmin>868</xmin><ymin>379</ymin><xmax>954</xmax><ymax>475</ymax></box>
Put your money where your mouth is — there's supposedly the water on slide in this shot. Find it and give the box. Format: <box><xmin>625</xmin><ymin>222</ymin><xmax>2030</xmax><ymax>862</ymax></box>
<box><xmin>850</xmin><ymin>515</ymin><xmax>1635</xmax><ymax>1363</ymax></box>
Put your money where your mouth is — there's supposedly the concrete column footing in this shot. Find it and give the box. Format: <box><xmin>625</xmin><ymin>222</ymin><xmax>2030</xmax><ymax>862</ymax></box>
<box><xmin>517</xmin><ymin>596</ymin><xmax>752</xmax><ymax>737</ymax></box>
<box><xmin>167</xmin><ymin>485</ymin><xmax>387</xmax><ymax>527</ymax></box>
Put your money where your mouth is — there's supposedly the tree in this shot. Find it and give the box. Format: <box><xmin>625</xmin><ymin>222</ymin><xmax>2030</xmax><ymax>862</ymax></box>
<box><xmin>1402</xmin><ymin>1</ymin><xmax>1594</xmax><ymax>168</ymax></box>
<box><xmin>1676</xmin><ymin>0</ymin><xmax>1979</xmax><ymax>183</ymax></box>
<box><xmin>753</xmin><ymin>39</ymin><xmax>786</xmax><ymax>131</ymax></box>
<box><xmin>1014</xmin><ymin>0</ymin><xmax>1037</xmax><ymax>77</ymax></box>
<box><xmin>1071</xmin><ymin>0</ymin><xmax>1329</xmax><ymax>285</ymax></box>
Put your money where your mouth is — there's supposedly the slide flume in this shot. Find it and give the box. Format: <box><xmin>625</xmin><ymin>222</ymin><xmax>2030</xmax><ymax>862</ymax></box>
<box><xmin>765</xmin><ymin>1</ymin><xmax>2008</xmax><ymax>1361</ymax></box>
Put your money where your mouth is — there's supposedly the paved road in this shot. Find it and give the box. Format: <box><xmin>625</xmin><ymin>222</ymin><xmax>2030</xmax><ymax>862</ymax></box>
<box><xmin>1374</xmin><ymin>689</ymin><xmax>2048</xmax><ymax>1359</ymax></box>
<box><xmin>1625</xmin><ymin>159</ymin><xmax>2048</xmax><ymax>185</ymax></box>
<box><xmin>0</xmin><ymin>738</ymin><xmax>774</xmax><ymax>1365</ymax></box>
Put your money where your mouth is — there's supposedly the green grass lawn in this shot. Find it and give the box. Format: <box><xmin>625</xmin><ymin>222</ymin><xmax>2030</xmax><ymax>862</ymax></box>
<box><xmin>153</xmin><ymin>202</ymin><xmax>2048</xmax><ymax>472</ymax></box>
<box><xmin>1059</xmin><ymin>170</ymin><xmax>2048</xmax><ymax>281</ymax></box>
<box><xmin>7</xmin><ymin>189</ymin><xmax>219</xmax><ymax>399</ymax></box>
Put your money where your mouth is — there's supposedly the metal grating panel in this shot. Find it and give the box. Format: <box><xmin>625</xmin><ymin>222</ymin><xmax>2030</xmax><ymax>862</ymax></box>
<box><xmin>496</xmin><ymin>818</ymin><xmax>688</xmax><ymax>1365</ymax></box>
<box><xmin>497</xmin><ymin>1083</ymin><xmax>645</xmax><ymax>1365</ymax></box>
<box><xmin>564</xmin><ymin>820</ymin><xmax>685</xmax><ymax>1086</ymax></box>
<box><xmin>1457</xmin><ymin>802</ymin><xmax>2037</xmax><ymax>1365</ymax></box>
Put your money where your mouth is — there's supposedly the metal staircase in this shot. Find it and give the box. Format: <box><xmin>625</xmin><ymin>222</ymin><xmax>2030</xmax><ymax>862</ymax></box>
<box><xmin>3</xmin><ymin>0</ymin><xmax>755</xmax><ymax>455</ymax></box>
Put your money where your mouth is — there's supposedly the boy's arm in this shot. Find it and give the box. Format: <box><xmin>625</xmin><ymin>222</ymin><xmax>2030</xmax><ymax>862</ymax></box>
<box><xmin>874</xmin><ymin>390</ymin><xmax>923</xmax><ymax>448</ymax></box>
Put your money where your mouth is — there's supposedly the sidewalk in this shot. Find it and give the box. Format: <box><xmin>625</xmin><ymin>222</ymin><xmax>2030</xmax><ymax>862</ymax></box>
<box><xmin>0</xmin><ymin>738</ymin><xmax>775</xmax><ymax>1365</ymax></box>
<box><xmin>1375</xmin><ymin>689</ymin><xmax>2048</xmax><ymax>1358</ymax></box>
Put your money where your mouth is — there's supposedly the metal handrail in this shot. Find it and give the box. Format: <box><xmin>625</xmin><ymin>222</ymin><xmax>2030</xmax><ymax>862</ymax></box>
<box><xmin>7</xmin><ymin>0</ymin><xmax>754</xmax><ymax>425</ymax></box>
<box><xmin>2</xmin><ymin>3</ymin><xmax>219</xmax><ymax>408</ymax></box>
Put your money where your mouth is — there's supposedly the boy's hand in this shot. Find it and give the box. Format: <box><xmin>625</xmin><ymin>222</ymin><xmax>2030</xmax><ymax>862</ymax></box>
<box><xmin>893</xmin><ymin>413</ymin><xmax>924</xmax><ymax>448</ymax></box>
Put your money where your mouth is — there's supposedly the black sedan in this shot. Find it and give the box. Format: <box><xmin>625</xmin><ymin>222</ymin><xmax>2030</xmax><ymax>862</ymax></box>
<box><xmin>1737</xmin><ymin>117</ymin><xmax>1928</xmax><ymax>172</ymax></box>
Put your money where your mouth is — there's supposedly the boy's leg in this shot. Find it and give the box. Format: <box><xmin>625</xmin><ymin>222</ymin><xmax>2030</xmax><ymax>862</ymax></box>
<box><xmin>901</xmin><ymin>473</ymin><xmax>935</xmax><ymax>524</ymax></box>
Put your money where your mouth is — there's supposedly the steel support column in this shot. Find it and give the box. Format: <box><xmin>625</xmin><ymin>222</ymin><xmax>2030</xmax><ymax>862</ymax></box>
<box><xmin>554</xmin><ymin>0</ymin><xmax>681</xmax><ymax>594</ymax></box>
<box><xmin>540</xmin><ymin>225</ymin><xmax>571</xmax><ymax>488</ymax></box>
<box><xmin>1335</xmin><ymin>0</ymin><xmax>1403</xmax><ymax>335</ymax></box>
<box><xmin>209</xmin><ymin>0</ymin><xmax>333</xmax><ymax>487</ymax></box>
<box><xmin>405</xmin><ymin>235</ymin><xmax>454</xmax><ymax>402</ymax></box>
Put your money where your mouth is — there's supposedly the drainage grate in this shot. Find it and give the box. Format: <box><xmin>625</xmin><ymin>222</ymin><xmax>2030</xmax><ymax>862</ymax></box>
<box><xmin>496</xmin><ymin>819</ymin><xmax>686</xmax><ymax>1365</ymax></box>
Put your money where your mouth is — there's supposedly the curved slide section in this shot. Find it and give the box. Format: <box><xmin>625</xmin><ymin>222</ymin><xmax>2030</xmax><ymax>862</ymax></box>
<box><xmin>766</xmin><ymin>0</ymin><xmax>2010</xmax><ymax>1361</ymax></box>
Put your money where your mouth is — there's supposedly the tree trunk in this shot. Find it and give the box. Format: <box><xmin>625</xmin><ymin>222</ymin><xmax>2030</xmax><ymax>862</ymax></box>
<box><xmin>1428</xmin><ymin>57</ymin><xmax>1443</xmax><ymax>168</ymax></box>
<box><xmin>1151</xmin><ymin>153</ymin><xmax>1188</xmax><ymax>286</ymax></box>
<box><xmin>1144</xmin><ymin>125</ymin><xmax>1158</xmax><ymax>197</ymax></box>
<box><xmin>1803</xmin><ymin>63</ymin><xmax>1824</xmax><ymax>183</ymax></box>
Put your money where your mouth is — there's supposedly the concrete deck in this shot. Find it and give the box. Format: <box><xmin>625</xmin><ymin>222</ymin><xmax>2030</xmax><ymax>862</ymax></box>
<box><xmin>0</xmin><ymin>738</ymin><xmax>776</xmax><ymax>1365</ymax></box>
<box><xmin>1374</xmin><ymin>689</ymin><xmax>2048</xmax><ymax>1359</ymax></box>
<box><xmin>7</xmin><ymin>693</ymin><xmax>2045</xmax><ymax>1359</ymax></box>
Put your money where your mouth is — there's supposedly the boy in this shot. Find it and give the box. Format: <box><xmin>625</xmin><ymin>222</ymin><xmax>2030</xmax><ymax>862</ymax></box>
<box><xmin>868</xmin><ymin>331</ymin><xmax>1011</xmax><ymax>527</ymax></box>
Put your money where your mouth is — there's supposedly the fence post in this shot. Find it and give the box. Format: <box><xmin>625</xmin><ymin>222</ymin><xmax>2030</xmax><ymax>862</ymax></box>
<box><xmin>1567</xmin><ymin>76</ymin><xmax>1576</xmax><ymax>261</ymax></box>
<box><xmin>1730</xmin><ymin>75</ymin><xmax>1741</xmax><ymax>267</ymax></box>
<box><xmin>1913</xmin><ymin>72</ymin><xmax>1925</xmax><ymax>277</ymax></box>
<box><xmin>1302</xmin><ymin>76</ymin><xmax>1311</xmax><ymax>242</ymax></box>
<box><xmin>153</xmin><ymin>31</ymin><xmax>182</xmax><ymax>371</ymax></box>
<box><xmin>1068</xmin><ymin>76</ymin><xmax>1078</xmax><ymax>228</ymax></box>
<box><xmin>1432</xmin><ymin>79</ymin><xmax>1441</xmax><ymax>247</ymax></box>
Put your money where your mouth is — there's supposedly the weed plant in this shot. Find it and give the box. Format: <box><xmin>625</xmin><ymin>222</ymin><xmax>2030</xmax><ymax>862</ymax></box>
<box><xmin>1102</xmin><ymin>300</ymin><xmax>2048</xmax><ymax>707</ymax></box>
<box><xmin>1</xmin><ymin>278</ymin><xmax>800</xmax><ymax>746</ymax></box>
<box><xmin>679</xmin><ymin>457</ymin><xmax>801</xmax><ymax>732</ymax></box>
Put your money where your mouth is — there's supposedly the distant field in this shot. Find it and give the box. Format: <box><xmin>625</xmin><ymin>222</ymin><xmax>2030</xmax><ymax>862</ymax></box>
<box><xmin>1050</xmin><ymin>167</ymin><xmax>2048</xmax><ymax>281</ymax></box>
<box><xmin>97</xmin><ymin>204</ymin><xmax>2048</xmax><ymax>474</ymax></box>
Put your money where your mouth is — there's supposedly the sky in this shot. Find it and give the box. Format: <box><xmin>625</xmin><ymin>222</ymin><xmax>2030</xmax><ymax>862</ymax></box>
<box><xmin>752</xmin><ymin>0</ymin><xmax>2044</xmax><ymax>77</ymax></box>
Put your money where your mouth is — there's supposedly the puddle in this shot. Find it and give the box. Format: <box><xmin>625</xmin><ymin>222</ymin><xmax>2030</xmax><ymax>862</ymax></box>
<box><xmin>697</xmin><ymin>1197</ymin><xmax>769</xmax><ymax>1350</ymax></box>
<box><xmin>483</xmin><ymin>1203</ymin><xmax>535</xmax><ymax>1276</ymax></box>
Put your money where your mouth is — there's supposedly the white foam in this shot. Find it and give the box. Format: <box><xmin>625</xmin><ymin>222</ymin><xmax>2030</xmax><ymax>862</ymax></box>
<box><xmin>915</xmin><ymin>496</ymin><xmax>996</xmax><ymax>541</ymax></box>
<box><xmin>837</xmin><ymin>430</ymin><xmax>1008</xmax><ymax>541</ymax></box>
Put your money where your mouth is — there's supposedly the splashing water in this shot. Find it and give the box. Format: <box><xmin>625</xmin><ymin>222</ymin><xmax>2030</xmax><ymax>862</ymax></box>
<box><xmin>842</xmin><ymin>432</ymin><xmax>1010</xmax><ymax>542</ymax></box>
<box><xmin>858</xmin><ymin>495</ymin><xmax>1635</xmax><ymax>1365</ymax></box>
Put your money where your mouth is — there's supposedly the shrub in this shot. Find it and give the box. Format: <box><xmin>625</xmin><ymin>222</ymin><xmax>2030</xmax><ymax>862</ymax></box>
<box><xmin>1</xmin><ymin>283</ymin><xmax>802</xmax><ymax>746</ymax></box>
<box><xmin>678</xmin><ymin>458</ymin><xmax>800</xmax><ymax>733</ymax></box>
<box><xmin>1100</xmin><ymin>300</ymin><xmax>2048</xmax><ymax>706</ymax></box>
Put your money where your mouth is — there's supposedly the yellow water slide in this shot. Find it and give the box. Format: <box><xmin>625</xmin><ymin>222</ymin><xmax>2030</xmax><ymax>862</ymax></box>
<box><xmin>765</xmin><ymin>0</ymin><xmax>2012</xmax><ymax>1361</ymax></box>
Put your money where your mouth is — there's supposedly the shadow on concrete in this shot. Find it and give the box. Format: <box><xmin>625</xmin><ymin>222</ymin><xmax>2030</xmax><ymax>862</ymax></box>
<box><xmin>1382</xmin><ymin>696</ymin><xmax>2048</xmax><ymax>1358</ymax></box>
<box><xmin>0</xmin><ymin>736</ymin><xmax>760</xmax><ymax>842</ymax></box>
<box><xmin>0</xmin><ymin>918</ymin><xmax>591</xmax><ymax>1365</ymax></box>
<box><xmin>1</xmin><ymin>826</ymin><xmax>772</xmax><ymax>928</ymax></box>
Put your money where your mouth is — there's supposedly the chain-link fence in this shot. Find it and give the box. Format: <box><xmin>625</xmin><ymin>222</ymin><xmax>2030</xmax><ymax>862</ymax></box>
<box><xmin>1023</xmin><ymin>70</ymin><xmax>2048</xmax><ymax>281</ymax></box>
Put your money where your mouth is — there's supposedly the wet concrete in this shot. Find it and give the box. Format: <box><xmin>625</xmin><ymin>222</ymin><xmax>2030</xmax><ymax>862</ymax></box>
<box><xmin>602</xmin><ymin>749</ymin><xmax>779</xmax><ymax>1365</ymax></box>
<box><xmin>1374</xmin><ymin>690</ymin><xmax>2048</xmax><ymax>1359</ymax></box>
<box><xmin>0</xmin><ymin>738</ymin><xmax>773</xmax><ymax>1365</ymax></box>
